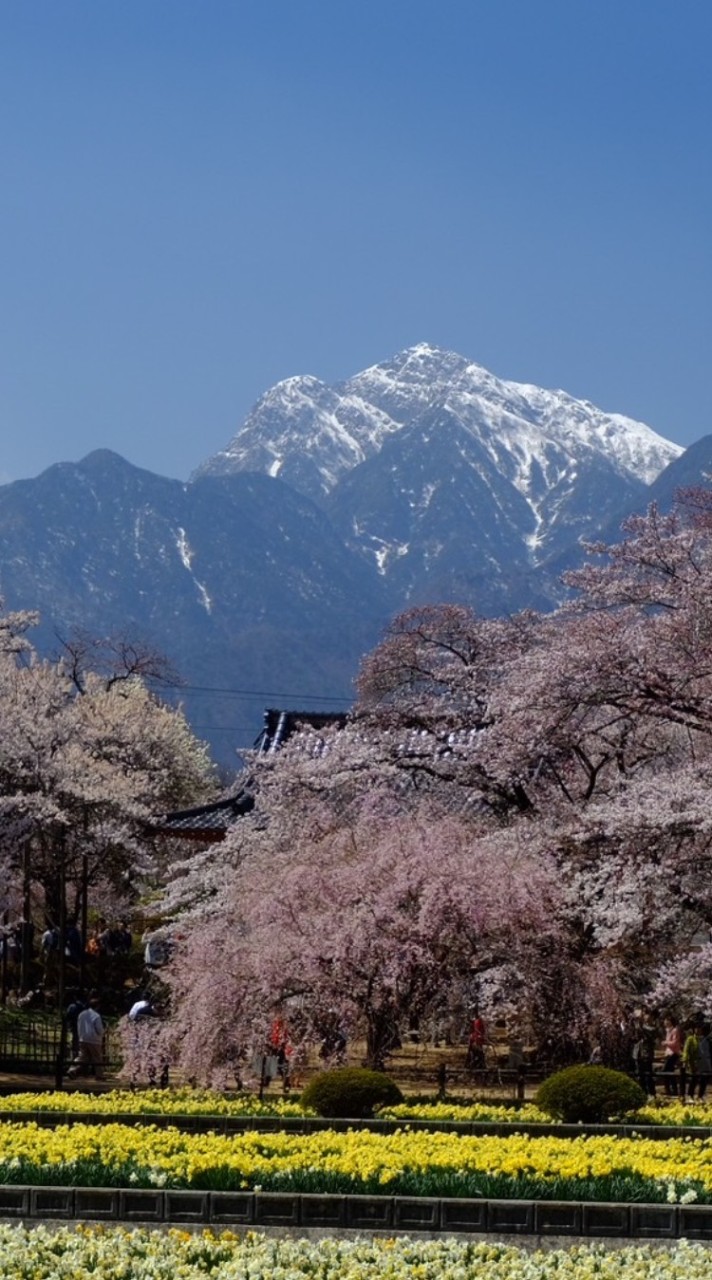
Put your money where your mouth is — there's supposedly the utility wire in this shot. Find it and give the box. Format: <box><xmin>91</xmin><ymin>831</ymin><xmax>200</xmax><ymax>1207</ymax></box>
<box><xmin>163</xmin><ymin>683</ymin><xmax>353</xmax><ymax>704</ymax></box>
<box><xmin>192</xmin><ymin>726</ymin><xmax>270</xmax><ymax>732</ymax></box>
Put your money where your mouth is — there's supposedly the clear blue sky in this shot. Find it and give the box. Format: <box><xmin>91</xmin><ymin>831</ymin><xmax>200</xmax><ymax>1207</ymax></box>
<box><xmin>1</xmin><ymin>0</ymin><xmax>710</xmax><ymax>484</ymax></box>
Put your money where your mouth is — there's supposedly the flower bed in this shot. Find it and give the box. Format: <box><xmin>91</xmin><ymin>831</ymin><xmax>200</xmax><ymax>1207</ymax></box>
<box><xmin>0</xmin><ymin>1087</ymin><xmax>309</xmax><ymax>1118</ymax></box>
<box><xmin>381</xmin><ymin>1100</ymin><xmax>712</xmax><ymax>1128</ymax></box>
<box><xmin>1</xmin><ymin>1223</ymin><xmax>712</xmax><ymax>1278</ymax></box>
<box><xmin>2</xmin><ymin>1120</ymin><xmax>712</xmax><ymax>1203</ymax></box>
<box><xmin>3</xmin><ymin>1089</ymin><xmax>712</xmax><ymax>1130</ymax></box>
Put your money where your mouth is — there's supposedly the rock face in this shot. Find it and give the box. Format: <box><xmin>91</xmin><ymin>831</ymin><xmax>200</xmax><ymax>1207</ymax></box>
<box><xmin>197</xmin><ymin>343</ymin><xmax>681</xmax><ymax>606</ymax></box>
<box><xmin>0</xmin><ymin>451</ymin><xmax>387</xmax><ymax>765</ymax></box>
<box><xmin>0</xmin><ymin>345</ymin><xmax>701</xmax><ymax>765</ymax></box>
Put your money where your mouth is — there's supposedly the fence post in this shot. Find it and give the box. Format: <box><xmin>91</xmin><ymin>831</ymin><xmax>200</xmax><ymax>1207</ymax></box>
<box><xmin>55</xmin><ymin>1018</ymin><xmax>67</xmax><ymax>1090</ymax></box>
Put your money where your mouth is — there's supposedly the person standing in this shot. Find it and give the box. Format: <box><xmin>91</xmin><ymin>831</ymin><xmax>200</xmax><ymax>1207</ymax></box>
<box><xmin>662</xmin><ymin>1015</ymin><xmax>683</xmax><ymax>1096</ymax></box>
<box><xmin>466</xmin><ymin>1012</ymin><xmax>487</xmax><ymax>1070</ymax></box>
<box><xmin>65</xmin><ymin>990</ymin><xmax>86</xmax><ymax>1058</ymax></box>
<box><xmin>67</xmin><ymin>995</ymin><xmax>105</xmax><ymax>1080</ymax></box>
<box><xmin>632</xmin><ymin>1013</ymin><xmax>657</xmax><ymax>1096</ymax></box>
<box><xmin>268</xmin><ymin>1012</ymin><xmax>293</xmax><ymax>1087</ymax></box>
<box><xmin>681</xmin><ymin>1021</ymin><xmax>701</xmax><ymax>1099</ymax></box>
<box><xmin>64</xmin><ymin>920</ymin><xmax>84</xmax><ymax>967</ymax></box>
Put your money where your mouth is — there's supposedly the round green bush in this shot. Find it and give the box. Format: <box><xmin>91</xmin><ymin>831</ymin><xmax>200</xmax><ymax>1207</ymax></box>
<box><xmin>300</xmin><ymin>1068</ymin><xmax>403</xmax><ymax>1119</ymax></box>
<box><xmin>535</xmin><ymin>1065</ymin><xmax>645</xmax><ymax>1124</ymax></box>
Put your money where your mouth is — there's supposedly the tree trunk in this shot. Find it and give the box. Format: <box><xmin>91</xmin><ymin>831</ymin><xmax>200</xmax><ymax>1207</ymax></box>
<box><xmin>57</xmin><ymin>832</ymin><xmax>67</xmax><ymax>1014</ymax></box>
<box><xmin>80</xmin><ymin>854</ymin><xmax>89</xmax><ymax>991</ymax></box>
<box><xmin>1</xmin><ymin>910</ymin><xmax>7</xmax><ymax>1005</ymax></box>
<box><xmin>365</xmin><ymin>1006</ymin><xmax>400</xmax><ymax>1071</ymax></box>
<box><xmin>20</xmin><ymin>843</ymin><xmax>32</xmax><ymax>994</ymax></box>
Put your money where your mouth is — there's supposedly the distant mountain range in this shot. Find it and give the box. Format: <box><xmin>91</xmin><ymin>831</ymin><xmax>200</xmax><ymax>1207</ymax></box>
<box><xmin>1</xmin><ymin>344</ymin><xmax>709</xmax><ymax>767</ymax></box>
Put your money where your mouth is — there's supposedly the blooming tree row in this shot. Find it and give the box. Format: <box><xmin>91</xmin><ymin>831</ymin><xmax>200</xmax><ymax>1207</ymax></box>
<box><xmin>134</xmin><ymin>489</ymin><xmax>712</xmax><ymax>1081</ymax></box>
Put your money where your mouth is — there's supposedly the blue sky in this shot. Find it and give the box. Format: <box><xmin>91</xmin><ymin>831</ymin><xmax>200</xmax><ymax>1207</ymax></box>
<box><xmin>1</xmin><ymin>0</ymin><xmax>710</xmax><ymax>484</ymax></box>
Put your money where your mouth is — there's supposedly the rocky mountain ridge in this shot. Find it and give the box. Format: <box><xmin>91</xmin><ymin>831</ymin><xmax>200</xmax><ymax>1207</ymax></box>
<box><xmin>196</xmin><ymin>343</ymin><xmax>681</xmax><ymax>606</ymax></box>
<box><xmin>0</xmin><ymin>345</ymin><xmax>705</xmax><ymax>766</ymax></box>
<box><xmin>197</xmin><ymin>345</ymin><xmax>678</xmax><ymax>502</ymax></box>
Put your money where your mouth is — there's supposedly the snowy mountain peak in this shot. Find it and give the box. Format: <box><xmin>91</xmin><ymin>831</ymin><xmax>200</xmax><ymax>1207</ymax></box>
<box><xmin>196</xmin><ymin>344</ymin><xmax>681</xmax><ymax>511</ymax></box>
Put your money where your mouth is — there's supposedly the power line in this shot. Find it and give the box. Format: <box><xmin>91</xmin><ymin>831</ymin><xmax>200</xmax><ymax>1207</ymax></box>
<box><xmin>192</xmin><ymin>726</ymin><xmax>262</xmax><ymax>732</ymax></box>
<box><xmin>164</xmin><ymin>683</ymin><xmax>353</xmax><ymax>704</ymax></box>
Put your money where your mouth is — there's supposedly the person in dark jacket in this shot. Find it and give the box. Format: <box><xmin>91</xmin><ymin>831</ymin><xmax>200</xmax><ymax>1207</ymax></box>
<box><xmin>65</xmin><ymin>991</ymin><xmax>86</xmax><ymax>1057</ymax></box>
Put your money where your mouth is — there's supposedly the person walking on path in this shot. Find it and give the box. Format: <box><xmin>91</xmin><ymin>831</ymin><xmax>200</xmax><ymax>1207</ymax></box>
<box><xmin>67</xmin><ymin>995</ymin><xmax>105</xmax><ymax>1080</ymax></box>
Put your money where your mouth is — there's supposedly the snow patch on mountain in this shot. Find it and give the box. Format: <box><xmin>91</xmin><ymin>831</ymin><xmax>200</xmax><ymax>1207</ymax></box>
<box><xmin>176</xmin><ymin>526</ymin><xmax>212</xmax><ymax>613</ymax></box>
<box><xmin>344</xmin><ymin>343</ymin><xmax>679</xmax><ymax>493</ymax></box>
<box><xmin>195</xmin><ymin>373</ymin><xmax>401</xmax><ymax>499</ymax></box>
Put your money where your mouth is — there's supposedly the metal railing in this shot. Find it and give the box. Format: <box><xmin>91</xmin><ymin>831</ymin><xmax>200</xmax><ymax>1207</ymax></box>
<box><xmin>0</xmin><ymin>1011</ymin><xmax>120</xmax><ymax>1079</ymax></box>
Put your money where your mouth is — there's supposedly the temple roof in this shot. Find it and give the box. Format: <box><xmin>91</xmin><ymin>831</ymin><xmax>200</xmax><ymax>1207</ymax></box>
<box><xmin>154</xmin><ymin>708</ymin><xmax>347</xmax><ymax>841</ymax></box>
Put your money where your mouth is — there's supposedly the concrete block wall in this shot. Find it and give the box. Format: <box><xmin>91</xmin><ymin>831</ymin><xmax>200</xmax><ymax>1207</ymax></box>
<box><xmin>5</xmin><ymin>1186</ymin><xmax>712</xmax><ymax>1238</ymax></box>
<box><xmin>2</xmin><ymin>1109</ymin><xmax>710</xmax><ymax>1142</ymax></box>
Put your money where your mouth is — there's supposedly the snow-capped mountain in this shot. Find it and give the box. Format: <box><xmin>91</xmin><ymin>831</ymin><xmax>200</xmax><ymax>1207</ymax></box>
<box><xmin>0</xmin><ymin>349</ymin><xmax>700</xmax><ymax>766</ymax></box>
<box><xmin>197</xmin><ymin>343</ymin><xmax>681</xmax><ymax>588</ymax></box>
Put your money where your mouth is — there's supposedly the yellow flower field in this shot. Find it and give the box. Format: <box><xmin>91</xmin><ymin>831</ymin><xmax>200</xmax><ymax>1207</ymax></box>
<box><xmin>2</xmin><ymin>1088</ymin><xmax>711</xmax><ymax>1130</ymax></box>
<box><xmin>0</xmin><ymin>1086</ymin><xmax>309</xmax><ymax>1118</ymax></box>
<box><xmin>1</xmin><ymin>1119</ymin><xmax>712</xmax><ymax>1200</ymax></box>
<box><xmin>0</xmin><ymin>1224</ymin><xmax>711</xmax><ymax>1280</ymax></box>
<box><xmin>382</xmin><ymin>1099</ymin><xmax>712</xmax><ymax>1128</ymax></box>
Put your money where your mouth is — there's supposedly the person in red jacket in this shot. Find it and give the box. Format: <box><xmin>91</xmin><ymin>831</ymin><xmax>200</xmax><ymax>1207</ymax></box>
<box><xmin>466</xmin><ymin>1012</ymin><xmax>486</xmax><ymax>1069</ymax></box>
<box><xmin>269</xmin><ymin>1014</ymin><xmax>292</xmax><ymax>1085</ymax></box>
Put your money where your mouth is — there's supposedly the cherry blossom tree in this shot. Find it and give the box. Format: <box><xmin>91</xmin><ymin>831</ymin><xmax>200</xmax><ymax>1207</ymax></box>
<box><xmin>0</xmin><ymin>605</ymin><xmax>217</xmax><ymax>999</ymax></box>
<box><xmin>143</xmin><ymin>779</ymin><xmax>561</xmax><ymax>1084</ymax></box>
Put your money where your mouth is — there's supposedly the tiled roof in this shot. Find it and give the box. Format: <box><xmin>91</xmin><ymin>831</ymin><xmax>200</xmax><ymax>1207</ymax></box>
<box><xmin>255</xmin><ymin>708</ymin><xmax>347</xmax><ymax>753</ymax></box>
<box><xmin>155</xmin><ymin>708</ymin><xmax>347</xmax><ymax>841</ymax></box>
<box><xmin>153</xmin><ymin>789</ymin><xmax>254</xmax><ymax>840</ymax></box>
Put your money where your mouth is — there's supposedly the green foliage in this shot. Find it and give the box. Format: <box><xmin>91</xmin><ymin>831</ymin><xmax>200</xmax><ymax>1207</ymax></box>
<box><xmin>300</xmin><ymin>1067</ymin><xmax>403</xmax><ymax>1118</ymax></box>
<box><xmin>535</xmin><ymin>1065</ymin><xmax>646</xmax><ymax>1123</ymax></box>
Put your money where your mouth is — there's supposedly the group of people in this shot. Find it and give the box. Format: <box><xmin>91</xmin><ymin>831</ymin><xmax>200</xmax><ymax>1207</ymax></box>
<box><xmin>0</xmin><ymin>917</ymin><xmax>35</xmax><ymax>964</ymax></box>
<box><xmin>1</xmin><ymin>913</ymin><xmax>140</xmax><ymax>1009</ymax></box>
<box><xmin>85</xmin><ymin>919</ymin><xmax>133</xmax><ymax>958</ymax></box>
<box><xmin>41</xmin><ymin>920</ymin><xmax>84</xmax><ymax>968</ymax></box>
<box><xmin>628</xmin><ymin>1012</ymin><xmax>712</xmax><ymax>1098</ymax></box>
<box><xmin>660</xmin><ymin>1015</ymin><xmax>712</xmax><ymax>1099</ymax></box>
<box><xmin>3</xmin><ymin>917</ymin><xmax>133</xmax><ymax>965</ymax></box>
<box><xmin>64</xmin><ymin>987</ymin><xmax>157</xmax><ymax>1082</ymax></box>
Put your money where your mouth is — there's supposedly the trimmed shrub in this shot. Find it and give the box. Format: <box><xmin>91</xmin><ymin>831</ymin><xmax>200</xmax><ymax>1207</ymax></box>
<box><xmin>301</xmin><ymin>1067</ymin><xmax>403</xmax><ymax>1118</ymax></box>
<box><xmin>535</xmin><ymin>1065</ymin><xmax>645</xmax><ymax>1124</ymax></box>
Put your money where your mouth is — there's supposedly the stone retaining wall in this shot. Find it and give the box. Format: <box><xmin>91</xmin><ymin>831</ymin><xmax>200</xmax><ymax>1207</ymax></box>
<box><xmin>3</xmin><ymin>1186</ymin><xmax>712</xmax><ymax>1238</ymax></box>
<box><xmin>0</xmin><ymin>1110</ymin><xmax>708</xmax><ymax>1141</ymax></box>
